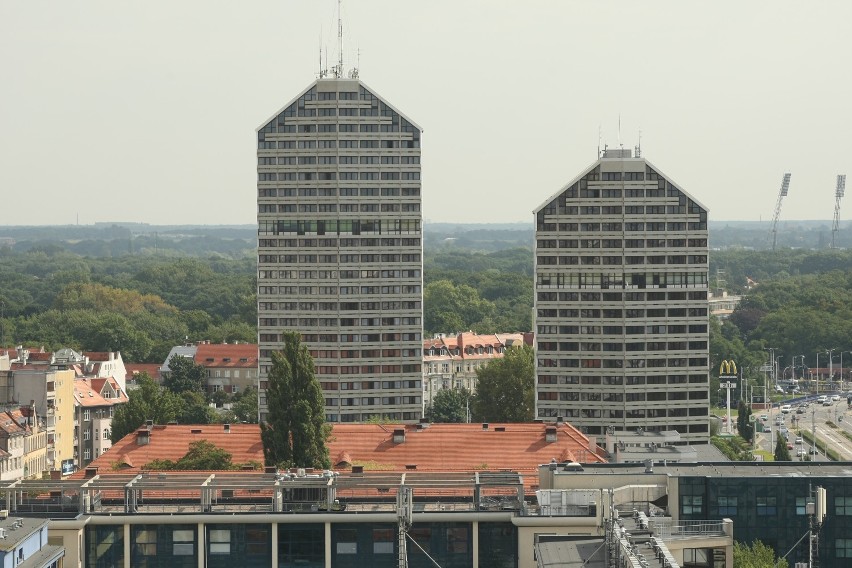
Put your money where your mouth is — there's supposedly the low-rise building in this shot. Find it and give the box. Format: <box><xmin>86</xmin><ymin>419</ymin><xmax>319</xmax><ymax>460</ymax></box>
<box><xmin>161</xmin><ymin>342</ymin><xmax>258</xmax><ymax>395</ymax></box>
<box><xmin>0</xmin><ymin>516</ymin><xmax>64</xmax><ymax>568</ymax></box>
<box><xmin>73</xmin><ymin>377</ymin><xmax>129</xmax><ymax>470</ymax></box>
<box><xmin>423</xmin><ymin>332</ymin><xmax>533</xmax><ymax>407</ymax></box>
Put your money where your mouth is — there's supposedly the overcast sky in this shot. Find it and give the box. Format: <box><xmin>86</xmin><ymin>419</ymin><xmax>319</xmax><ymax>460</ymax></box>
<box><xmin>2</xmin><ymin>1</ymin><xmax>850</xmax><ymax>226</ymax></box>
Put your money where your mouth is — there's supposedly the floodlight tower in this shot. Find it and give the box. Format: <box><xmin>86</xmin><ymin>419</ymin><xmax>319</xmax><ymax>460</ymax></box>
<box><xmin>769</xmin><ymin>173</ymin><xmax>792</xmax><ymax>250</ymax></box>
<box><xmin>831</xmin><ymin>174</ymin><xmax>846</xmax><ymax>249</ymax></box>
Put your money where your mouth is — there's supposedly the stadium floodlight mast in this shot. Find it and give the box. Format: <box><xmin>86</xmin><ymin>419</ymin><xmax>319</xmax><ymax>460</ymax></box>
<box><xmin>831</xmin><ymin>174</ymin><xmax>846</xmax><ymax>249</ymax></box>
<box><xmin>769</xmin><ymin>173</ymin><xmax>791</xmax><ymax>251</ymax></box>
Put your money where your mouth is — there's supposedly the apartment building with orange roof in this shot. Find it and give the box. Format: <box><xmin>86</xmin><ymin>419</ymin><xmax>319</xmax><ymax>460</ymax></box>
<box><xmin>73</xmin><ymin>376</ymin><xmax>128</xmax><ymax>470</ymax></box>
<box><xmin>423</xmin><ymin>331</ymin><xmax>533</xmax><ymax>407</ymax></box>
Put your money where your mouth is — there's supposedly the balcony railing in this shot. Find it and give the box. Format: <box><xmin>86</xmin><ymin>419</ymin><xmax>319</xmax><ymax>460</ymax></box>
<box><xmin>649</xmin><ymin>519</ymin><xmax>726</xmax><ymax>539</ymax></box>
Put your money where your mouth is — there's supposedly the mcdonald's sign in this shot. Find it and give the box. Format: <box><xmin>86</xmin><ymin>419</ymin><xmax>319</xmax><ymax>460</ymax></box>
<box><xmin>719</xmin><ymin>359</ymin><xmax>737</xmax><ymax>378</ymax></box>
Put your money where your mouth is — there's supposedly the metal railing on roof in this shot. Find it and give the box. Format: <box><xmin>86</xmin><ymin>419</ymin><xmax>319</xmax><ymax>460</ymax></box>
<box><xmin>0</xmin><ymin>470</ymin><xmax>526</xmax><ymax>518</ymax></box>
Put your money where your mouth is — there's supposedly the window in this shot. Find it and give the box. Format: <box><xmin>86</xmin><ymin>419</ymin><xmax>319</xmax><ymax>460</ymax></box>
<box><xmin>135</xmin><ymin>529</ymin><xmax>156</xmax><ymax>556</ymax></box>
<box><xmin>682</xmin><ymin>495</ymin><xmax>703</xmax><ymax>515</ymax></box>
<box><xmin>836</xmin><ymin>496</ymin><xmax>852</xmax><ymax>515</ymax></box>
<box><xmin>336</xmin><ymin>528</ymin><xmax>357</xmax><ymax>554</ymax></box>
<box><xmin>756</xmin><ymin>496</ymin><xmax>776</xmax><ymax>515</ymax></box>
<box><xmin>837</xmin><ymin>539</ymin><xmax>852</xmax><ymax>558</ymax></box>
<box><xmin>210</xmin><ymin>530</ymin><xmax>230</xmax><ymax>554</ymax></box>
<box><xmin>83</xmin><ymin>410</ymin><xmax>91</xmax><ymax>421</ymax></box>
<box><xmin>717</xmin><ymin>496</ymin><xmax>737</xmax><ymax>516</ymax></box>
<box><xmin>173</xmin><ymin>529</ymin><xmax>194</xmax><ymax>556</ymax></box>
<box><xmin>373</xmin><ymin>528</ymin><xmax>394</xmax><ymax>554</ymax></box>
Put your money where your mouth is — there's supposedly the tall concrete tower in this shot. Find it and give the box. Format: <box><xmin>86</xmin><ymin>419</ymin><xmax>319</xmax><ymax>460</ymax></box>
<box><xmin>533</xmin><ymin>148</ymin><xmax>710</xmax><ymax>443</ymax></box>
<box><xmin>257</xmin><ymin>77</ymin><xmax>423</xmax><ymax>423</ymax></box>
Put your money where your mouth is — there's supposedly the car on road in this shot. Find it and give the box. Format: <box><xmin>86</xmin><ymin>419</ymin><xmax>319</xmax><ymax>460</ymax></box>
<box><xmin>796</xmin><ymin>407</ymin><xmax>806</xmax><ymax>414</ymax></box>
<box><xmin>781</xmin><ymin>404</ymin><xmax>792</xmax><ymax>414</ymax></box>
<box><xmin>809</xmin><ymin>447</ymin><xmax>819</xmax><ymax>455</ymax></box>
<box><xmin>823</xmin><ymin>399</ymin><xmax>833</xmax><ymax>406</ymax></box>
<box><xmin>831</xmin><ymin>395</ymin><xmax>841</xmax><ymax>402</ymax></box>
<box><xmin>817</xmin><ymin>395</ymin><xmax>828</xmax><ymax>404</ymax></box>
<box><xmin>786</xmin><ymin>442</ymin><xmax>794</xmax><ymax>450</ymax></box>
<box><xmin>760</xmin><ymin>414</ymin><xmax>769</xmax><ymax>422</ymax></box>
<box><xmin>795</xmin><ymin>437</ymin><xmax>804</xmax><ymax>445</ymax></box>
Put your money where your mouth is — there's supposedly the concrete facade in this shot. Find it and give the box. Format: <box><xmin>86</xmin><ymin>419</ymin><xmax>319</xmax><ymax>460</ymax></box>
<box><xmin>533</xmin><ymin>148</ymin><xmax>710</xmax><ymax>443</ymax></box>
<box><xmin>257</xmin><ymin>77</ymin><xmax>423</xmax><ymax>423</ymax></box>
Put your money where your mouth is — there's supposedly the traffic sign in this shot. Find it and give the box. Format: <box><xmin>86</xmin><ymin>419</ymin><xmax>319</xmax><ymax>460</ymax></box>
<box><xmin>720</xmin><ymin>382</ymin><xmax>737</xmax><ymax>389</ymax></box>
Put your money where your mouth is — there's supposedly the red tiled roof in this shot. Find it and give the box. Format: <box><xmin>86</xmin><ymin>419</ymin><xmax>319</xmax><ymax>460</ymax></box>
<box><xmin>73</xmin><ymin>378</ymin><xmax>129</xmax><ymax>408</ymax></box>
<box><xmin>125</xmin><ymin>364</ymin><xmax>162</xmax><ymax>381</ymax></box>
<box><xmin>85</xmin><ymin>424</ymin><xmax>264</xmax><ymax>474</ymax></box>
<box><xmin>195</xmin><ymin>343</ymin><xmax>258</xmax><ymax>368</ymax></box>
<box><xmin>27</xmin><ymin>352</ymin><xmax>51</xmax><ymax>362</ymax></box>
<box><xmin>83</xmin><ymin>352</ymin><xmax>115</xmax><ymax>361</ymax></box>
<box><xmin>327</xmin><ymin>423</ymin><xmax>605</xmax><ymax>475</ymax></box>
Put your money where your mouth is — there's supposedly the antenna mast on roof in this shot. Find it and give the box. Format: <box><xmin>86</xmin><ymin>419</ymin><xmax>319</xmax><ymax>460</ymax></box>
<box><xmin>333</xmin><ymin>0</ymin><xmax>344</xmax><ymax>78</ymax></box>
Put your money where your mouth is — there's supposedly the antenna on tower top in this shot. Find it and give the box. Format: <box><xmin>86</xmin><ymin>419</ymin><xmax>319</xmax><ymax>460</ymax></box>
<box><xmin>334</xmin><ymin>0</ymin><xmax>344</xmax><ymax>78</ymax></box>
<box><xmin>618</xmin><ymin>114</ymin><xmax>622</xmax><ymax>149</ymax></box>
<box><xmin>635</xmin><ymin>129</ymin><xmax>642</xmax><ymax>158</ymax></box>
<box><xmin>598</xmin><ymin>125</ymin><xmax>602</xmax><ymax>158</ymax></box>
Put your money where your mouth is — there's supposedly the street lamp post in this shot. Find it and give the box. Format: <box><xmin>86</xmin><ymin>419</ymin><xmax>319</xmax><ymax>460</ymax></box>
<box><xmin>827</xmin><ymin>349</ymin><xmax>836</xmax><ymax>391</ymax></box>
<box><xmin>816</xmin><ymin>351</ymin><xmax>821</xmax><ymax>394</ymax></box>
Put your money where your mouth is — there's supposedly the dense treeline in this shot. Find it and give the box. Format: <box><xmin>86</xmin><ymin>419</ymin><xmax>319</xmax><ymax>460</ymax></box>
<box><xmin>0</xmin><ymin>249</ymin><xmax>255</xmax><ymax>362</ymax></box>
<box><xmin>4</xmin><ymin>222</ymin><xmax>852</xmax><ymax>376</ymax></box>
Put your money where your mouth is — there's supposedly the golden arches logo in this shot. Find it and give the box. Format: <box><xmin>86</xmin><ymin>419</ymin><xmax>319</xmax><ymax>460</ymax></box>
<box><xmin>719</xmin><ymin>360</ymin><xmax>737</xmax><ymax>375</ymax></box>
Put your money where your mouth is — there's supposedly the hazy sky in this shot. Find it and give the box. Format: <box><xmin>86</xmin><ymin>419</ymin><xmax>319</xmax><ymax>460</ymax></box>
<box><xmin>2</xmin><ymin>1</ymin><xmax>850</xmax><ymax>226</ymax></box>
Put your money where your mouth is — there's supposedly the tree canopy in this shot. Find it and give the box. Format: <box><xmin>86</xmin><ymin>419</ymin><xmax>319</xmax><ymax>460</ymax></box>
<box><xmin>426</xmin><ymin>388</ymin><xmax>471</xmax><ymax>423</ymax></box>
<box><xmin>164</xmin><ymin>355</ymin><xmax>206</xmax><ymax>395</ymax></box>
<box><xmin>733</xmin><ymin>540</ymin><xmax>788</xmax><ymax>568</ymax></box>
<box><xmin>774</xmin><ymin>434</ymin><xmax>792</xmax><ymax>462</ymax></box>
<box><xmin>142</xmin><ymin>439</ymin><xmax>257</xmax><ymax>471</ymax></box>
<box><xmin>261</xmin><ymin>332</ymin><xmax>330</xmax><ymax>469</ymax></box>
<box><xmin>110</xmin><ymin>373</ymin><xmax>186</xmax><ymax>443</ymax></box>
<box><xmin>472</xmin><ymin>345</ymin><xmax>535</xmax><ymax>422</ymax></box>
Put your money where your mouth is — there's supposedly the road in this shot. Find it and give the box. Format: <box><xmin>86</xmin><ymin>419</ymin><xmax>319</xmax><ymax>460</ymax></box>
<box><xmin>755</xmin><ymin>395</ymin><xmax>852</xmax><ymax>461</ymax></box>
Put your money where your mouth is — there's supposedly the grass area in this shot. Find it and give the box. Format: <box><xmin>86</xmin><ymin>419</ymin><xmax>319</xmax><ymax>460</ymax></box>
<box><xmin>754</xmin><ymin>449</ymin><xmax>774</xmax><ymax>461</ymax></box>
<box><xmin>801</xmin><ymin>430</ymin><xmax>841</xmax><ymax>461</ymax></box>
<box><xmin>711</xmin><ymin>435</ymin><xmax>754</xmax><ymax>461</ymax></box>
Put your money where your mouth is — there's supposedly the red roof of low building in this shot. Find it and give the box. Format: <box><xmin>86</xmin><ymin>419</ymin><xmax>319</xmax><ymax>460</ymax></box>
<box><xmin>195</xmin><ymin>343</ymin><xmax>258</xmax><ymax>368</ymax></box>
<box><xmin>82</xmin><ymin>421</ymin><xmax>605</xmax><ymax>492</ymax></box>
<box><xmin>84</xmin><ymin>424</ymin><xmax>264</xmax><ymax>475</ymax></box>
<box><xmin>125</xmin><ymin>364</ymin><xmax>162</xmax><ymax>382</ymax></box>
<box><xmin>327</xmin><ymin>422</ymin><xmax>605</xmax><ymax>474</ymax></box>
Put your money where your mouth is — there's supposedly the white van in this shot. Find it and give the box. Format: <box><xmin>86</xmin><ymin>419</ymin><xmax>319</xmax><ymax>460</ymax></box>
<box><xmin>780</xmin><ymin>404</ymin><xmax>792</xmax><ymax>414</ymax></box>
<box><xmin>817</xmin><ymin>395</ymin><xmax>828</xmax><ymax>404</ymax></box>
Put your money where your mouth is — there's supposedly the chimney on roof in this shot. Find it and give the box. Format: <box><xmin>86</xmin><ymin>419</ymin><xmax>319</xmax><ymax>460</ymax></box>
<box><xmin>545</xmin><ymin>426</ymin><xmax>557</xmax><ymax>443</ymax></box>
<box><xmin>482</xmin><ymin>422</ymin><xmax>489</xmax><ymax>430</ymax></box>
<box><xmin>84</xmin><ymin>467</ymin><xmax>98</xmax><ymax>479</ymax></box>
<box><xmin>392</xmin><ymin>428</ymin><xmax>405</xmax><ymax>444</ymax></box>
<box><xmin>145</xmin><ymin>419</ymin><xmax>153</xmax><ymax>429</ymax></box>
<box><xmin>419</xmin><ymin>418</ymin><xmax>430</xmax><ymax>428</ymax></box>
<box><xmin>137</xmin><ymin>431</ymin><xmax>150</xmax><ymax>446</ymax></box>
<box><xmin>556</xmin><ymin>416</ymin><xmax>564</xmax><ymax>427</ymax></box>
<box><xmin>223</xmin><ymin>423</ymin><xmax>231</xmax><ymax>433</ymax></box>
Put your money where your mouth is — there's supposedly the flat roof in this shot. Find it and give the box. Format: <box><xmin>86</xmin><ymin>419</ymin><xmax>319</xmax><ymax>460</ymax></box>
<box><xmin>553</xmin><ymin>460</ymin><xmax>852</xmax><ymax>478</ymax></box>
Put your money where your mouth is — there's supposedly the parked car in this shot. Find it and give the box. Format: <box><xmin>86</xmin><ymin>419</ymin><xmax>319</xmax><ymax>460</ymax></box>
<box><xmin>831</xmin><ymin>395</ymin><xmax>841</xmax><ymax>402</ymax></box>
<box><xmin>823</xmin><ymin>400</ymin><xmax>833</xmax><ymax>407</ymax></box>
<box><xmin>817</xmin><ymin>395</ymin><xmax>828</xmax><ymax>403</ymax></box>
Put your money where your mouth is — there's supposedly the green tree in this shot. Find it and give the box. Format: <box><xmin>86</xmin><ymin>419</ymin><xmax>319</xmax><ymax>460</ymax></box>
<box><xmin>472</xmin><ymin>344</ymin><xmax>535</xmax><ymax>422</ymax></box>
<box><xmin>774</xmin><ymin>435</ymin><xmax>792</xmax><ymax>461</ymax></box>
<box><xmin>164</xmin><ymin>355</ymin><xmax>206</xmax><ymax>395</ymax></box>
<box><xmin>260</xmin><ymin>332</ymin><xmax>330</xmax><ymax>469</ymax></box>
<box><xmin>426</xmin><ymin>388</ymin><xmax>471</xmax><ymax>423</ymax></box>
<box><xmin>177</xmin><ymin>390</ymin><xmax>215</xmax><ymax>424</ymax></box>
<box><xmin>110</xmin><ymin>373</ymin><xmax>185</xmax><ymax>442</ymax></box>
<box><xmin>736</xmin><ymin>401</ymin><xmax>754</xmax><ymax>443</ymax></box>
<box><xmin>733</xmin><ymin>540</ymin><xmax>788</xmax><ymax>568</ymax></box>
<box><xmin>233</xmin><ymin>386</ymin><xmax>259</xmax><ymax>423</ymax></box>
<box><xmin>144</xmin><ymin>440</ymin><xmax>234</xmax><ymax>471</ymax></box>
